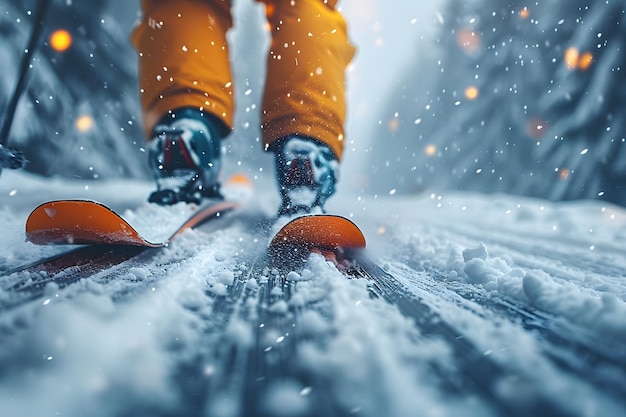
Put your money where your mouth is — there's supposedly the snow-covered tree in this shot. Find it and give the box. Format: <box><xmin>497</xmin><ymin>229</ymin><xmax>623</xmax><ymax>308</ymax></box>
<box><xmin>0</xmin><ymin>0</ymin><xmax>147</xmax><ymax>179</ymax></box>
<box><xmin>368</xmin><ymin>0</ymin><xmax>626</xmax><ymax>207</ymax></box>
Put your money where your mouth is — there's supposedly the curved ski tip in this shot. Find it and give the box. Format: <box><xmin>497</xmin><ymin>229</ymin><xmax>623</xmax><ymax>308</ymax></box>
<box><xmin>25</xmin><ymin>199</ymin><xmax>155</xmax><ymax>246</ymax></box>
<box><xmin>270</xmin><ymin>214</ymin><xmax>366</xmax><ymax>250</ymax></box>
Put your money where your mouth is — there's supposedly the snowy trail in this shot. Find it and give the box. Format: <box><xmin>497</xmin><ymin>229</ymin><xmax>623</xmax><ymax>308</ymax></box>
<box><xmin>357</xmin><ymin>194</ymin><xmax>626</xmax><ymax>416</ymax></box>
<box><xmin>383</xmin><ymin>261</ymin><xmax>626</xmax><ymax>417</ymax></box>
<box><xmin>1</xmin><ymin>173</ymin><xmax>626</xmax><ymax>417</ymax></box>
<box><xmin>413</xmin><ymin>219</ymin><xmax>626</xmax><ymax>346</ymax></box>
<box><xmin>0</xmin><ymin>208</ymin><xmax>268</xmax><ymax>416</ymax></box>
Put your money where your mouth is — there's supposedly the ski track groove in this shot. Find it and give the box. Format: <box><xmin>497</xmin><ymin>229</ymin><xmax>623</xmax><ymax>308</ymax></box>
<box><xmin>420</xmin><ymin>221</ymin><xmax>626</xmax><ymax>351</ymax></box>
<box><xmin>375</xmin><ymin>251</ymin><xmax>626</xmax><ymax>416</ymax></box>
<box><xmin>356</xmin><ymin>260</ymin><xmax>580</xmax><ymax>417</ymax></box>
<box><xmin>241</xmin><ymin>262</ymin><xmax>352</xmax><ymax>417</ymax></box>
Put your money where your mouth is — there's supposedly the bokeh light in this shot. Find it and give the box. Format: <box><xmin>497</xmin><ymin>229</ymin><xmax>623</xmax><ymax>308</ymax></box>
<box><xmin>50</xmin><ymin>29</ymin><xmax>72</xmax><ymax>52</ymax></box>
<box><xmin>525</xmin><ymin>117</ymin><xmax>548</xmax><ymax>139</ymax></box>
<box><xmin>564</xmin><ymin>47</ymin><xmax>579</xmax><ymax>69</ymax></box>
<box><xmin>519</xmin><ymin>7</ymin><xmax>530</xmax><ymax>19</ymax></box>
<box><xmin>75</xmin><ymin>115</ymin><xmax>94</xmax><ymax>132</ymax></box>
<box><xmin>388</xmin><ymin>117</ymin><xmax>400</xmax><ymax>132</ymax></box>
<box><xmin>225</xmin><ymin>172</ymin><xmax>254</xmax><ymax>188</ymax></box>
<box><xmin>465</xmin><ymin>86</ymin><xmax>479</xmax><ymax>100</ymax></box>
<box><xmin>564</xmin><ymin>47</ymin><xmax>593</xmax><ymax>70</ymax></box>
<box><xmin>578</xmin><ymin>52</ymin><xmax>593</xmax><ymax>70</ymax></box>
<box><xmin>456</xmin><ymin>28</ymin><xmax>481</xmax><ymax>53</ymax></box>
<box><xmin>424</xmin><ymin>144</ymin><xmax>437</xmax><ymax>156</ymax></box>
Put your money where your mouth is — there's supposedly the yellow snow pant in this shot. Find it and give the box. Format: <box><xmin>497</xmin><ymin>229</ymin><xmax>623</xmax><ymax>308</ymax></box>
<box><xmin>131</xmin><ymin>0</ymin><xmax>355</xmax><ymax>160</ymax></box>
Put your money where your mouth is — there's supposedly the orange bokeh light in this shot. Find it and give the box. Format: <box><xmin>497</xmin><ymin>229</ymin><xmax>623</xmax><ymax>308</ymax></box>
<box><xmin>465</xmin><ymin>86</ymin><xmax>479</xmax><ymax>100</ymax></box>
<box><xmin>388</xmin><ymin>117</ymin><xmax>400</xmax><ymax>132</ymax></box>
<box><xmin>519</xmin><ymin>7</ymin><xmax>530</xmax><ymax>19</ymax></box>
<box><xmin>75</xmin><ymin>115</ymin><xmax>94</xmax><ymax>132</ymax></box>
<box><xmin>225</xmin><ymin>172</ymin><xmax>254</xmax><ymax>188</ymax></box>
<box><xmin>558</xmin><ymin>168</ymin><xmax>570</xmax><ymax>180</ymax></box>
<box><xmin>578</xmin><ymin>52</ymin><xmax>593</xmax><ymax>70</ymax></box>
<box><xmin>525</xmin><ymin>117</ymin><xmax>548</xmax><ymax>139</ymax></box>
<box><xmin>456</xmin><ymin>28</ymin><xmax>481</xmax><ymax>53</ymax></box>
<box><xmin>50</xmin><ymin>29</ymin><xmax>72</xmax><ymax>52</ymax></box>
<box><xmin>564</xmin><ymin>47</ymin><xmax>579</xmax><ymax>69</ymax></box>
<box><xmin>564</xmin><ymin>47</ymin><xmax>593</xmax><ymax>71</ymax></box>
<box><xmin>424</xmin><ymin>144</ymin><xmax>437</xmax><ymax>156</ymax></box>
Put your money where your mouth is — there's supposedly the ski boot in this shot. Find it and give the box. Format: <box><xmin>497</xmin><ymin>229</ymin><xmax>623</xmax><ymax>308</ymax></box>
<box><xmin>148</xmin><ymin>108</ymin><xmax>222</xmax><ymax>205</ymax></box>
<box><xmin>274</xmin><ymin>136</ymin><xmax>339</xmax><ymax>216</ymax></box>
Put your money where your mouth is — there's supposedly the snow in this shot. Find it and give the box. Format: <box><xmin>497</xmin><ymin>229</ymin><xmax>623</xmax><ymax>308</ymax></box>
<box><xmin>121</xmin><ymin>202</ymin><xmax>214</xmax><ymax>244</ymax></box>
<box><xmin>1</xmin><ymin>169</ymin><xmax>625</xmax><ymax>417</ymax></box>
<box><xmin>1</xmin><ymin>1</ymin><xmax>626</xmax><ymax>415</ymax></box>
<box><xmin>371</xmin><ymin>192</ymin><xmax>626</xmax><ymax>341</ymax></box>
<box><xmin>260</xmin><ymin>380</ymin><xmax>310</xmax><ymax>417</ymax></box>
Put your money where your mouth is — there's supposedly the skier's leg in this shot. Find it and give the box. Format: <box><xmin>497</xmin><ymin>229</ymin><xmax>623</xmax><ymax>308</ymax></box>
<box><xmin>258</xmin><ymin>0</ymin><xmax>356</xmax><ymax>214</ymax></box>
<box><xmin>131</xmin><ymin>0</ymin><xmax>235</xmax><ymax>204</ymax></box>
<box><xmin>258</xmin><ymin>0</ymin><xmax>355</xmax><ymax>161</ymax></box>
<box><xmin>131</xmin><ymin>0</ymin><xmax>235</xmax><ymax>139</ymax></box>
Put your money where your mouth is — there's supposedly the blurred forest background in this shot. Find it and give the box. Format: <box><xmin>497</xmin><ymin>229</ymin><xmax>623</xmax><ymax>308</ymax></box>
<box><xmin>0</xmin><ymin>0</ymin><xmax>624</xmax><ymax>206</ymax></box>
<box><xmin>369</xmin><ymin>0</ymin><xmax>626</xmax><ymax>207</ymax></box>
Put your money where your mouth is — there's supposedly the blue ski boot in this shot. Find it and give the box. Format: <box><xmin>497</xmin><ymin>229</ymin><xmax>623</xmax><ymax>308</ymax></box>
<box><xmin>148</xmin><ymin>108</ymin><xmax>222</xmax><ymax>205</ymax></box>
<box><xmin>274</xmin><ymin>137</ymin><xmax>339</xmax><ymax>215</ymax></box>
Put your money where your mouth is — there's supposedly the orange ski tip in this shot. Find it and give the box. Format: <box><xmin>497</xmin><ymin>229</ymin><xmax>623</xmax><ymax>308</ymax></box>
<box><xmin>25</xmin><ymin>199</ymin><xmax>240</xmax><ymax>247</ymax></box>
<box><xmin>168</xmin><ymin>200</ymin><xmax>239</xmax><ymax>241</ymax></box>
<box><xmin>270</xmin><ymin>215</ymin><xmax>366</xmax><ymax>250</ymax></box>
<box><xmin>26</xmin><ymin>200</ymin><xmax>152</xmax><ymax>246</ymax></box>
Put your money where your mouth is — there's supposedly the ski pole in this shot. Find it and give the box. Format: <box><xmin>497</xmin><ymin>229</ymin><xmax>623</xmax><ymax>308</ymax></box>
<box><xmin>0</xmin><ymin>0</ymin><xmax>51</xmax><ymax>171</ymax></box>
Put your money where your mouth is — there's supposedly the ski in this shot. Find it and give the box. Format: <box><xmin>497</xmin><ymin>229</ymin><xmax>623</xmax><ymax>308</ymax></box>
<box><xmin>1</xmin><ymin>245</ymin><xmax>149</xmax><ymax>307</ymax></box>
<box><xmin>26</xmin><ymin>199</ymin><xmax>238</xmax><ymax>247</ymax></box>
<box><xmin>268</xmin><ymin>214</ymin><xmax>366</xmax><ymax>269</ymax></box>
<box><xmin>2</xmin><ymin>199</ymin><xmax>238</xmax><ymax>295</ymax></box>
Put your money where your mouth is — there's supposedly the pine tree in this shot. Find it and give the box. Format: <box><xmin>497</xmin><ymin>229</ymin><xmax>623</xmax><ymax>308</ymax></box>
<box><xmin>369</xmin><ymin>0</ymin><xmax>626</xmax><ymax>206</ymax></box>
<box><xmin>536</xmin><ymin>0</ymin><xmax>626</xmax><ymax>204</ymax></box>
